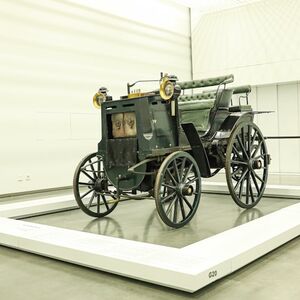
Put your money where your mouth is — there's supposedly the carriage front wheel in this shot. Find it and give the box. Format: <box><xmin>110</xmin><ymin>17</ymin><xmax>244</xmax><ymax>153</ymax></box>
<box><xmin>73</xmin><ymin>152</ymin><xmax>118</xmax><ymax>218</ymax></box>
<box><xmin>154</xmin><ymin>151</ymin><xmax>201</xmax><ymax>228</ymax></box>
<box><xmin>225</xmin><ymin>122</ymin><xmax>269</xmax><ymax>209</ymax></box>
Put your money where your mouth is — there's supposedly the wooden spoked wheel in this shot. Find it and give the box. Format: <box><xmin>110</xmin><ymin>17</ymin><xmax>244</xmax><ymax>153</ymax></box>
<box><xmin>73</xmin><ymin>152</ymin><xmax>118</xmax><ymax>217</ymax></box>
<box><xmin>154</xmin><ymin>151</ymin><xmax>201</xmax><ymax>228</ymax></box>
<box><xmin>225</xmin><ymin>122</ymin><xmax>269</xmax><ymax>209</ymax></box>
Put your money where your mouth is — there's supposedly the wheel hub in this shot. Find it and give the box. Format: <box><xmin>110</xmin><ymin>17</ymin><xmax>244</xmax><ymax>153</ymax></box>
<box><xmin>176</xmin><ymin>183</ymin><xmax>194</xmax><ymax>196</ymax></box>
<box><xmin>252</xmin><ymin>159</ymin><xmax>262</xmax><ymax>169</ymax></box>
<box><xmin>94</xmin><ymin>178</ymin><xmax>107</xmax><ymax>193</ymax></box>
<box><xmin>182</xmin><ymin>185</ymin><xmax>194</xmax><ymax>196</ymax></box>
<box><xmin>248</xmin><ymin>158</ymin><xmax>262</xmax><ymax>170</ymax></box>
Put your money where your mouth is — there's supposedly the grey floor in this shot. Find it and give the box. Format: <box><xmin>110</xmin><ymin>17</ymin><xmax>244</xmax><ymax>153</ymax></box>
<box><xmin>0</xmin><ymin>190</ymin><xmax>299</xmax><ymax>299</ymax></box>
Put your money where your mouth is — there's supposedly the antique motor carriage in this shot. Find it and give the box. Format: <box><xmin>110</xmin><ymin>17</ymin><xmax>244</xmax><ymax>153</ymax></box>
<box><xmin>73</xmin><ymin>74</ymin><xmax>271</xmax><ymax>228</ymax></box>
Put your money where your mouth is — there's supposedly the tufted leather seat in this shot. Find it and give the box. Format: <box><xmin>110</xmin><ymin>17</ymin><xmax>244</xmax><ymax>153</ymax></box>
<box><xmin>177</xmin><ymin>74</ymin><xmax>234</xmax><ymax>90</ymax></box>
<box><xmin>233</xmin><ymin>85</ymin><xmax>251</xmax><ymax>95</ymax></box>
<box><xmin>178</xmin><ymin>92</ymin><xmax>216</xmax><ymax>102</ymax></box>
<box><xmin>178</xmin><ymin>97</ymin><xmax>215</xmax><ymax>132</ymax></box>
<box><xmin>176</xmin><ymin>74</ymin><xmax>234</xmax><ymax>133</ymax></box>
<box><xmin>178</xmin><ymin>87</ymin><xmax>233</xmax><ymax>133</ymax></box>
<box><xmin>178</xmin><ymin>99</ymin><xmax>215</xmax><ymax>110</ymax></box>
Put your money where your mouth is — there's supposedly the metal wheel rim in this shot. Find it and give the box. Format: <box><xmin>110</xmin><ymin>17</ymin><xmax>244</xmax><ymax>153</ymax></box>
<box><xmin>154</xmin><ymin>151</ymin><xmax>201</xmax><ymax>228</ymax></box>
<box><xmin>73</xmin><ymin>152</ymin><xmax>118</xmax><ymax>218</ymax></box>
<box><xmin>225</xmin><ymin>122</ymin><xmax>269</xmax><ymax>208</ymax></box>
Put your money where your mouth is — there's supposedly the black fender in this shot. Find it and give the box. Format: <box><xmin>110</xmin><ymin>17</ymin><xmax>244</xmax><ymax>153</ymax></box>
<box><xmin>181</xmin><ymin>123</ymin><xmax>211</xmax><ymax>178</ymax></box>
<box><xmin>219</xmin><ymin>111</ymin><xmax>254</xmax><ymax>132</ymax></box>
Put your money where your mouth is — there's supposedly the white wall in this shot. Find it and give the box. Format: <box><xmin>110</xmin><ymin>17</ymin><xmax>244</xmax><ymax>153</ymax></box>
<box><xmin>260</xmin><ymin>82</ymin><xmax>300</xmax><ymax>175</ymax></box>
<box><xmin>234</xmin><ymin>82</ymin><xmax>300</xmax><ymax>175</ymax></box>
<box><xmin>231</xmin><ymin>82</ymin><xmax>300</xmax><ymax>174</ymax></box>
<box><xmin>191</xmin><ymin>0</ymin><xmax>300</xmax><ymax>86</ymax></box>
<box><xmin>192</xmin><ymin>0</ymin><xmax>300</xmax><ymax>175</ymax></box>
<box><xmin>0</xmin><ymin>0</ymin><xmax>191</xmax><ymax>195</ymax></box>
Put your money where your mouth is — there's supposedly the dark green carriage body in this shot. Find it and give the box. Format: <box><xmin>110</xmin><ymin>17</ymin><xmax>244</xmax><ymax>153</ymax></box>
<box><xmin>98</xmin><ymin>80</ymin><xmax>254</xmax><ymax>191</ymax></box>
<box><xmin>98</xmin><ymin>94</ymin><xmax>178</xmax><ymax>190</ymax></box>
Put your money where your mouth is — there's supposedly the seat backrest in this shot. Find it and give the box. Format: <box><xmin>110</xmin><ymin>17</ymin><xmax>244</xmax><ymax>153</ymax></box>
<box><xmin>178</xmin><ymin>95</ymin><xmax>215</xmax><ymax>133</ymax></box>
<box><xmin>178</xmin><ymin>88</ymin><xmax>233</xmax><ymax>109</ymax></box>
<box><xmin>215</xmin><ymin>88</ymin><xmax>233</xmax><ymax>109</ymax></box>
<box><xmin>232</xmin><ymin>85</ymin><xmax>251</xmax><ymax>95</ymax></box>
<box><xmin>177</xmin><ymin>74</ymin><xmax>234</xmax><ymax>90</ymax></box>
<box><xmin>178</xmin><ymin>91</ymin><xmax>216</xmax><ymax>102</ymax></box>
<box><xmin>178</xmin><ymin>88</ymin><xmax>233</xmax><ymax>134</ymax></box>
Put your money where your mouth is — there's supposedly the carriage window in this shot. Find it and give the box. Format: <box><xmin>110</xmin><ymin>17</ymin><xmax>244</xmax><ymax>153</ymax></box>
<box><xmin>109</xmin><ymin>112</ymin><xmax>137</xmax><ymax>138</ymax></box>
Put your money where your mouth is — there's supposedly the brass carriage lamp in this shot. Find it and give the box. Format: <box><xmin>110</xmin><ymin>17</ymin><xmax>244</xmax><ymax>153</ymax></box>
<box><xmin>159</xmin><ymin>74</ymin><xmax>180</xmax><ymax>116</ymax></box>
<box><xmin>159</xmin><ymin>74</ymin><xmax>178</xmax><ymax>100</ymax></box>
<box><xmin>93</xmin><ymin>87</ymin><xmax>112</xmax><ymax>109</ymax></box>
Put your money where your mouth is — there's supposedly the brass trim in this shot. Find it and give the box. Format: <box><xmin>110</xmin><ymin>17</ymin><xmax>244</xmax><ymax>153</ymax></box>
<box><xmin>93</xmin><ymin>92</ymin><xmax>106</xmax><ymax>109</ymax></box>
<box><xmin>128</xmin><ymin>92</ymin><xmax>148</xmax><ymax>99</ymax></box>
<box><xmin>159</xmin><ymin>76</ymin><xmax>174</xmax><ymax>101</ymax></box>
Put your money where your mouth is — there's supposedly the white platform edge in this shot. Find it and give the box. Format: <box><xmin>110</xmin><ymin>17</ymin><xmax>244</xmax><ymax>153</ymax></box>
<box><xmin>203</xmin><ymin>181</ymin><xmax>300</xmax><ymax>198</ymax></box>
<box><xmin>0</xmin><ymin>195</ymin><xmax>77</xmax><ymax>218</ymax></box>
<box><xmin>0</xmin><ymin>203</ymin><xmax>299</xmax><ymax>292</ymax></box>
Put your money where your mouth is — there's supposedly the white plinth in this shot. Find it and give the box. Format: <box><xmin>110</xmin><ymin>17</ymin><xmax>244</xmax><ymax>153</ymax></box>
<box><xmin>0</xmin><ymin>195</ymin><xmax>76</xmax><ymax>218</ymax></box>
<box><xmin>203</xmin><ymin>181</ymin><xmax>300</xmax><ymax>198</ymax></box>
<box><xmin>0</xmin><ymin>203</ymin><xmax>299</xmax><ymax>292</ymax></box>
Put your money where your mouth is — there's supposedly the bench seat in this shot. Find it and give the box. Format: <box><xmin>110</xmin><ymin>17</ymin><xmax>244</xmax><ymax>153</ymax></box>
<box><xmin>178</xmin><ymin>99</ymin><xmax>215</xmax><ymax>132</ymax></box>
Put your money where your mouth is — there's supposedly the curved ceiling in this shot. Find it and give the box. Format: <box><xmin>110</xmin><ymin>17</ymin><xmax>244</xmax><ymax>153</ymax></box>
<box><xmin>169</xmin><ymin>0</ymin><xmax>263</xmax><ymax>11</ymax></box>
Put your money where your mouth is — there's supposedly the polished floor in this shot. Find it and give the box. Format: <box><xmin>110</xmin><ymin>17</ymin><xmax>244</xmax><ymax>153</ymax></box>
<box><xmin>0</xmin><ymin>191</ymin><xmax>299</xmax><ymax>299</ymax></box>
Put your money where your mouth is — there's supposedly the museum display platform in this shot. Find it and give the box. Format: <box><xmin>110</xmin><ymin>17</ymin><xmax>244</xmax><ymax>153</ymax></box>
<box><xmin>0</xmin><ymin>185</ymin><xmax>299</xmax><ymax>293</ymax></box>
<box><xmin>202</xmin><ymin>173</ymin><xmax>300</xmax><ymax>199</ymax></box>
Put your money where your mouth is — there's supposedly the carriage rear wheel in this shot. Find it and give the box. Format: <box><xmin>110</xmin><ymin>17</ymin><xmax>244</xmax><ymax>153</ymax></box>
<box><xmin>73</xmin><ymin>152</ymin><xmax>118</xmax><ymax>218</ymax></box>
<box><xmin>154</xmin><ymin>151</ymin><xmax>201</xmax><ymax>228</ymax></box>
<box><xmin>225</xmin><ymin>122</ymin><xmax>269</xmax><ymax>209</ymax></box>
